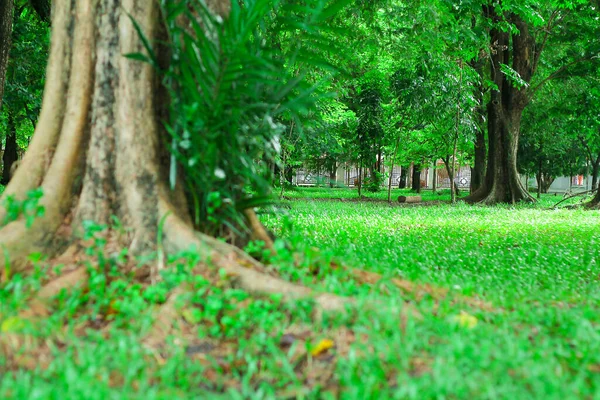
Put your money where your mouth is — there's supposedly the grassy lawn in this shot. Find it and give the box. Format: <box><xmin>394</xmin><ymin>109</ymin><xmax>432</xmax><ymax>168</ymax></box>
<box><xmin>1</xmin><ymin>187</ymin><xmax>599</xmax><ymax>399</ymax></box>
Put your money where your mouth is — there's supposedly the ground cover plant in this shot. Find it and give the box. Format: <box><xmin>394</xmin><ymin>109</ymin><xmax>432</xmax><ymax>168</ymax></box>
<box><xmin>2</xmin><ymin>187</ymin><xmax>599</xmax><ymax>399</ymax></box>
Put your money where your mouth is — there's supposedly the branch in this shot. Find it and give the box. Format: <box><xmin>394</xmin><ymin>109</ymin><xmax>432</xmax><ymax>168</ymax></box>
<box><xmin>578</xmin><ymin>134</ymin><xmax>593</xmax><ymax>162</ymax></box>
<box><xmin>532</xmin><ymin>10</ymin><xmax>560</xmax><ymax>76</ymax></box>
<box><xmin>549</xmin><ymin>188</ymin><xmax>598</xmax><ymax>209</ymax></box>
<box><xmin>530</xmin><ymin>57</ymin><xmax>594</xmax><ymax>95</ymax></box>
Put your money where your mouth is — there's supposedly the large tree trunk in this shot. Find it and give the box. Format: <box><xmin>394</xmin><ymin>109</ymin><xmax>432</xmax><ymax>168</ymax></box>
<box><xmin>1</xmin><ymin>111</ymin><xmax>17</xmax><ymax>184</ymax></box>
<box><xmin>465</xmin><ymin>10</ymin><xmax>534</xmax><ymax>204</ymax></box>
<box><xmin>470</xmin><ymin>58</ymin><xmax>486</xmax><ymax>194</ymax></box>
<box><xmin>0</xmin><ymin>0</ymin><xmax>13</xmax><ymax>110</ymax></box>
<box><xmin>0</xmin><ymin>0</ymin><xmax>348</xmax><ymax>312</ymax></box>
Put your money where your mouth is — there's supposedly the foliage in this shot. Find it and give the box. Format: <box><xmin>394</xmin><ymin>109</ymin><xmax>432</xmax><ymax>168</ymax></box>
<box><xmin>130</xmin><ymin>0</ymin><xmax>353</xmax><ymax>235</ymax></box>
<box><xmin>1</xmin><ymin>187</ymin><xmax>44</xmax><ymax>228</ymax></box>
<box><xmin>0</xmin><ymin>1</ymin><xmax>49</xmax><ymax>153</ymax></box>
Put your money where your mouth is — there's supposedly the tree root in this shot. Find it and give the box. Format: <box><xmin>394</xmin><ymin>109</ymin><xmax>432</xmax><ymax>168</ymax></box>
<box><xmin>351</xmin><ymin>269</ymin><xmax>495</xmax><ymax>312</ymax></box>
<box><xmin>244</xmin><ymin>208</ymin><xmax>276</xmax><ymax>255</ymax></box>
<box><xmin>143</xmin><ymin>285</ymin><xmax>188</xmax><ymax>349</ymax></box>
<box><xmin>160</xmin><ymin>206</ymin><xmax>358</xmax><ymax>314</ymax></box>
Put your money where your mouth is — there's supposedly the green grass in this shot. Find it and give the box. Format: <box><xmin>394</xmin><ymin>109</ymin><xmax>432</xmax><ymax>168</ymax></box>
<box><xmin>1</xmin><ymin>187</ymin><xmax>599</xmax><ymax>399</ymax></box>
<box><xmin>282</xmin><ymin>186</ymin><xmax>458</xmax><ymax>202</ymax></box>
<box><xmin>280</xmin><ymin>186</ymin><xmax>591</xmax><ymax>208</ymax></box>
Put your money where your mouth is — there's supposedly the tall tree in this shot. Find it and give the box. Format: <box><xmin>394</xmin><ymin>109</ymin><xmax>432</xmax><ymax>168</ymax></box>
<box><xmin>0</xmin><ymin>0</ymin><xmax>350</xmax><ymax>310</ymax></box>
<box><xmin>466</xmin><ymin>1</ymin><xmax>599</xmax><ymax>204</ymax></box>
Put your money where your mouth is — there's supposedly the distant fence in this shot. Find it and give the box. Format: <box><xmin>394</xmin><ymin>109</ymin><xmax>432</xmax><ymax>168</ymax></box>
<box><xmin>295</xmin><ymin>163</ymin><xmax>475</xmax><ymax>189</ymax></box>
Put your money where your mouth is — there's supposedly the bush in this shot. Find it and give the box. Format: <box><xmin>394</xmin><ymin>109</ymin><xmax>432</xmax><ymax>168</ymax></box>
<box><xmin>365</xmin><ymin>171</ymin><xmax>384</xmax><ymax>193</ymax></box>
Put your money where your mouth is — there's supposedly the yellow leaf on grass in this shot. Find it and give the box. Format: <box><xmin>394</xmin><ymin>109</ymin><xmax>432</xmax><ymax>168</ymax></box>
<box><xmin>310</xmin><ymin>339</ymin><xmax>334</xmax><ymax>357</ymax></box>
<box><xmin>453</xmin><ymin>311</ymin><xmax>478</xmax><ymax>329</ymax></box>
<box><xmin>1</xmin><ymin>316</ymin><xmax>26</xmax><ymax>333</ymax></box>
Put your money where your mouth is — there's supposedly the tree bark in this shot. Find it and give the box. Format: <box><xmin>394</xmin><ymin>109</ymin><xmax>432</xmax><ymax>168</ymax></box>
<box><xmin>1</xmin><ymin>111</ymin><xmax>17</xmax><ymax>185</ymax></box>
<box><xmin>329</xmin><ymin>159</ymin><xmax>336</xmax><ymax>188</ymax></box>
<box><xmin>591</xmin><ymin>153</ymin><xmax>600</xmax><ymax>191</ymax></box>
<box><xmin>0</xmin><ymin>0</ymin><xmax>13</xmax><ymax>111</ymax></box>
<box><xmin>357</xmin><ymin>162</ymin><xmax>362</xmax><ymax>197</ymax></box>
<box><xmin>536</xmin><ymin>156</ymin><xmax>542</xmax><ymax>199</ymax></box>
<box><xmin>589</xmin><ymin>186</ymin><xmax>600</xmax><ymax>208</ymax></box>
<box><xmin>443</xmin><ymin>156</ymin><xmax>459</xmax><ymax>196</ymax></box>
<box><xmin>0</xmin><ymin>0</ymin><xmax>351</xmax><ymax>312</ymax></box>
<box><xmin>411</xmin><ymin>163</ymin><xmax>421</xmax><ymax>193</ymax></box>
<box><xmin>399</xmin><ymin>165</ymin><xmax>407</xmax><ymax>189</ymax></box>
<box><xmin>469</xmin><ymin>59</ymin><xmax>486</xmax><ymax>194</ymax></box>
<box><xmin>432</xmin><ymin>164</ymin><xmax>437</xmax><ymax>193</ymax></box>
<box><xmin>464</xmin><ymin>10</ymin><xmax>534</xmax><ymax>204</ymax></box>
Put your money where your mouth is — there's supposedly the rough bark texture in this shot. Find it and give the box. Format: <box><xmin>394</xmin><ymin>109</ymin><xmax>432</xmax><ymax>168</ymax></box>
<box><xmin>1</xmin><ymin>111</ymin><xmax>17</xmax><ymax>184</ymax></box>
<box><xmin>465</xmin><ymin>9</ymin><xmax>534</xmax><ymax>204</ymax></box>
<box><xmin>0</xmin><ymin>0</ymin><xmax>352</xmax><ymax>314</ymax></box>
<box><xmin>0</xmin><ymin>0</ymin><xmax>13</xmax><ymax>110</ymax></box>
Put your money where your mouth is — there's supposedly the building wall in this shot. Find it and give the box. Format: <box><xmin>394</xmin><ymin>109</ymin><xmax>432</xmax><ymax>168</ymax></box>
<box><xmin>525</xmin><ymin>174</ymin><xmax>593</xmax><ymax>193</ymax></box>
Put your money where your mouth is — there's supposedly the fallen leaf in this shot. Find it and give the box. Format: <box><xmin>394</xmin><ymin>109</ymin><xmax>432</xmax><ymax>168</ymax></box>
<box><xmin>310</xmin><ymin>339</ymin><xmax>334</xmax><ymax>357</ymax></box>
<box><xmin>453</xmin><ymin>311</ymin><xmax>478</xmax><ymax>329</ymax></box>
<box><xmin>1</xmin><ymin>316</ymin><xmax>26</xmax><ymax>333</ymax></box>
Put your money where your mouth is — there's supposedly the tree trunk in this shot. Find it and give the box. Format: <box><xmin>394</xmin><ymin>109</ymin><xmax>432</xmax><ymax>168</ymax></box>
<box><xmin>285</xmin><ymin>166</ymin><xmax>293</xmax><ymax>184</ymax></box>
<box><xmin>591</xmin><ymin>153</ymin><xmax>600</xmax><ymax>191</ymax></box>
<box><xmin>536</xmin><ymin>157</ymin><xmax>542</xmax><ymax>199</ymax></box>
<box><xmin>1</xmin><ymin>111</ymin><xmax>17</xmax><ymax>185</ymax></box>
<box><xmin>399</xmin><ymin>165</ymin><xmax>407</xmax><ymax>189</ymax></box>
<box><xmin>407</xmin><ymin>162</ymin><xmax>413</xmax><ymax>188</ymax></box>
<box><xmin>358</xmin><ymin>162</ymin><xmax>362</xmax><ymax>197</ymax></box>
<box><xmin>589</xmin><ymin>185</ymin><xmax>600</xmax><ymax>208</ymax></box>
<box><xmin>329</xmin><ymin>160</ymin><xmax>336</xmax><ymax>188</ymax></box>
<box><xmin>464</xmin><ymin>10</ymin><xmax>534</xmax><ymax>205</ymax></box>
<box><xmin>432</xmin><ymin>164</ymin><xmax>437</xmax><ymax>193</ymax></box>
<box><xmin>0</xmin><ymin>0</ymin><xmax>13</xmax><ymax>111</ymax></box>
<box><xmin>387</xmin><ymin>135</ymin><xmax>400</xmax><ymax>203</ymax></box>
<box><xmin>443</xmin><ymin>156</ymin><xmax>459</xmax><ymax>196</ymax></box>
<box><xmin>411</xmin><ymin>163</ymin><xmax>421</xmax><ymax>193</ymax></box>
<box><xmin>0</xmin><ymin>0</ymin><xmax>349</xmax><ymax>312</ymax></box>
<box><xmin>469</xmin><ymin>59</ymin><xmax>486</xmax><ymax>194</ymax></box>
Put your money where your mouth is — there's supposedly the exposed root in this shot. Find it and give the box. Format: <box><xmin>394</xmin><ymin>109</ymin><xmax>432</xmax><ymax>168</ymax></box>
<box><xmin>24</xmin><ymin>267</ymin><xmax>89</xmax><ymax>318</ymax></box>
<box><xmin>143</xmin><ymin>285</ymin><xmax>187</xmax><ymax>349</ymax></box>
<box><xmin>244</xmin><ymin>208</ymin><xmax>276</xmax><ymax>254</ymax></box>
<box><xmin>159</xmin><ymin>200</ymin><xmax>379</xmax><ymax>316</ymax></box>
<box><xmin>352</xmin><ymin>269</ymin><xmax>495</xmax><ymax>312</ymax></box>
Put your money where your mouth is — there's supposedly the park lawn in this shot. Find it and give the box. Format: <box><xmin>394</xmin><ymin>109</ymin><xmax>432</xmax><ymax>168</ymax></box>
<box><xmin>1</xmin><ymin>188</ymin><xmax>599</xmax><ymax>399</ymax></box>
